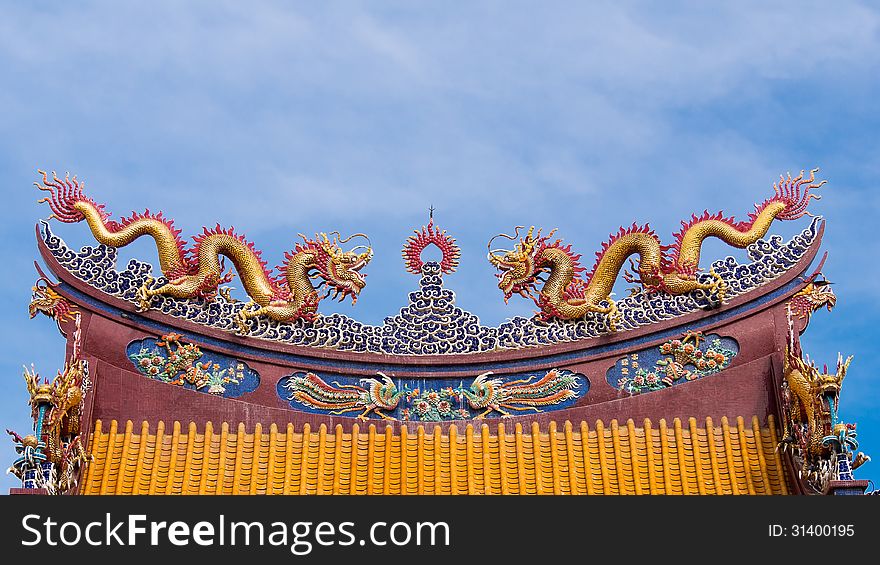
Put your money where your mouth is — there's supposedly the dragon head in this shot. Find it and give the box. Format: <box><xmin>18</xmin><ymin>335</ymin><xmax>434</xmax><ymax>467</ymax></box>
<box><xmin>817</xmin><ymin>353</ymin><xmax>852</xmax><ymax>417</ymax></box>
<box><xmin>29</xmin><ymin>277</ymin><xmax>77</xmax><ymax>323</ymax></box>
<box><xmin>488</xmin><ymin>226</ymin><xmax>585</xmax><ymax>306</ymax></box>
<box><xmin>794</xmin><ymin>277</ymin><xmax>837</xmax><ymax>315</ymax></box>
<box><xmin>23</xmin><ymin>365</ymin><xmax>53</xmax><ymax>418</ymax></box>
<box><xmin>791</xmin><ymin>352</ymin><xmax>853</xmax><ymax>432</ymax></box>
<box><xmin>487</xmin><ymin>226</ymin><xmax>546</xmax><ymax>302</ymax></box>
<box><xmin>23</xmin><ymin>360</ymin><xmax>84</xmax><ymax>427</ymax></box>
<box><xmin>293</xmin><ymin>232</ymin><xmax>373</xmax><ymax>305</ymax></box>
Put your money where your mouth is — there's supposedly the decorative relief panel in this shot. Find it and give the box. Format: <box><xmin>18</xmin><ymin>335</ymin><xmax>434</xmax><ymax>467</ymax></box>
<box><xmin>607</xmin><ymin>332</ymin><xmax>739</xmax><ymax>395</ymax></box>
<box><xmin>277</xmin><ymin>369</ymin><xmax>588</xmax><ymax>420</ymax></box>
<box><xmin>127</xmin><ymin>333</ymin><xmax>260</xmax><ymax>397</ymax></box>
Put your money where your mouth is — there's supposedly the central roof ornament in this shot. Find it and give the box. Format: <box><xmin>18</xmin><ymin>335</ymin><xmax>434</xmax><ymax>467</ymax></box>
<box><xmin>401</xmin><ymin>209</ymin><xmax>461</xmax><ymax>275</ymax></box>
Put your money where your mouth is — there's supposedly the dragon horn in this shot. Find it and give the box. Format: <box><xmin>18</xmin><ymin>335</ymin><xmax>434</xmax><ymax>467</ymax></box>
<box><xmin>22</xmin><ymin>365</ymin><xmax>39</xmax><ymax>396</ymax></box>
<box><xmin>488</xmin><ymin>226</ymin><xmax>525</xmax><ymax>252</ymax></box>
<box><xmin>837</xmin><ymin>353</ymin><xmax>853</xmax><ymax>380</ymax></box>
<box><xmin>488</xmin><ymin>226</ymin><xmax>528</xmax><ymax>266</ymax></box>
<box><xmin>34</xmin><ymin>275</ymin><xmax>59</xmax><ymax>290</ymax></box>
<box><xmin>328</xmin><ymin>231</ymin><xmax>372</xmax><ymax>247</ymax></box>
<box><xmin>340</xmin><ymin>233</ymin><xmax>373</xmax><ymax>263</ymax></box>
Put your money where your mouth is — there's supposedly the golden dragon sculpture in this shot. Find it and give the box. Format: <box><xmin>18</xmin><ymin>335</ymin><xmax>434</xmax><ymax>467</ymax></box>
<box><xmin>8</xmin><ymin>311</ymin><xmax>91</xmax><ymax>494</ymax></box>
<box><xmin>23</xmin><ymin>360</ymin><xmax>87</xmax><ymax>472</ymax></box>
<box><xmin>787</xmin><ymin>274</ymin><xmax>836</xmax><ymax>331</ymax></box>
<box><xmin>29</xmin><ymin>275</ymin><xmax>79</xmax><ymax>334</ymax></box>
<box><xmin>488</xmin><ymin>169</ymin><xmax>826</xmax><ymax>330</ymax></box>
<box><xmin>780</xmin><ymin>331</ymin><xmax>869</xmax><ymax>488</ymax></box>
<box><xmin>781</xmin><ymin>350</ymin><xmax>851</xmax><ymax>466</ymax></box>
<box><xmin>34</xmin><ymin>170</ymin><xmax>372</xmax><ymax>333</ymax></box>
<box><xmin>8</xmin><ymin>353</ymin><xmax>90</xmax><ymax>493</ymax></box>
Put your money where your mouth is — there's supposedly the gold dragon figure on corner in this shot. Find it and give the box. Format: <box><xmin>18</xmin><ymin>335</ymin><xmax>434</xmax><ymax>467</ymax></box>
<box><xmin>34</xmin><ymin>170</ymin><xmax>372</xmax><ymax>333</ymax></box>
<box><xmin>787</xmin><ymin>275</ymin><xmax>836</xmax><ymax>330</ymax></box>
<box><xmin>8</xmin><ymin>352</ymin><xmax>90</xmax><ymax>494</ymax></box>
<box><xmin>23</xmin><ymin>360</ymin><xmax>87</xmax><ymax>471</ymax></box>
<box><xmin>28</xmin><ymin>275</ymin><xmax>80</xmax><ymax>333</ymax></box>
<box><xmin>780</xmin><ymin>342</ymin><xmax>870</xmax><ymax>485</ymax></box>
<box><xmin>488</xmin><ymin>169</ymin><xmax>826</xmax><ymax>330</ymax></box>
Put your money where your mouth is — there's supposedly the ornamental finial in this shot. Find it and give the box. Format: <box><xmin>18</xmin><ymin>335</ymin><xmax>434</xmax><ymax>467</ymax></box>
<box><xmin>402</xmin><ymin>211</ymin><xmax>460</xmax><ymax>275</ymax></box>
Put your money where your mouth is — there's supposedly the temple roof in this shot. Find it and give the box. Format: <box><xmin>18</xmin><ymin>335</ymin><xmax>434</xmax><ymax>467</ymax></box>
<box><xmin>18</xmin><ymin>169</ymin><xmax>867</xmax><ymax>497</ymax></box>
<box><xmin>82</xmin><ymin>416</ymin><xmax>789</xmax><ymax>495</ymax></box>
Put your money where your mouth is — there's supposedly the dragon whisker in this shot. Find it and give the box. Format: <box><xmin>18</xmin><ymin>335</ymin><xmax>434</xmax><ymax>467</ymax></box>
<box><xmin>488</xmin><ymin>226</ymin><xmax>526</xmax><ymax>251</ymax></box>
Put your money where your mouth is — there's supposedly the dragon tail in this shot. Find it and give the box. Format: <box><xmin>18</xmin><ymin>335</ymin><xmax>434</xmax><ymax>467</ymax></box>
<box><xmin>766</xmin><ymin>168</ymin><xmax>826</xmax><ymax>221</ymax></box>
<box><xmin>35</xmin><ymin>170</ymin><xmax>107</xmax><ymax>224</ymax></box>
<box><xmin>669</xmin><ymin>168</ymin><xmax>826</xmax><ymax>272</ymax></box>
<box><xmin>740</xmin><ymin>167</ymin><xmax>826</xmax><ymax>227</ymax></box>
<box><xmin>35</xmin><ymin>170</ymin><xmax>191</xmax><ymax>277</ymax></box>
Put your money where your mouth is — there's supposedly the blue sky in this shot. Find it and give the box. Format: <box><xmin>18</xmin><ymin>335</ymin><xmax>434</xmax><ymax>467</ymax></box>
<box><xmin>1</xmin><ymin>2</ymin><xmax>878</xmax><ymax>492</ymax></box>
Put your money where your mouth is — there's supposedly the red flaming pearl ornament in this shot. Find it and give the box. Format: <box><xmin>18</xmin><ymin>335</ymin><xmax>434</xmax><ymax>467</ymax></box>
<box><xmin>402</xmin><ymin>215</ymin><xmax>461</xmax><ymax>275</ymax></box>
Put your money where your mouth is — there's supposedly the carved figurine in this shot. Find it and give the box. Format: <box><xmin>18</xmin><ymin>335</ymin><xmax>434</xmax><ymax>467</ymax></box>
<box><xmin>488</xmin><ymin>169</ymin><xmax>825</xmax><ymax>329</ymax></box>
<box><xmin>780</xmin><ymin>318</ymin><xmax>869</xmax><ymax>491</ymax></box>
<box><xmin>28</xmin><ymin>276</ymin><xmax>79</xmax><ymax>333</ymax></box>
<box><xmin>35</xmin><ymin>170</ymin><xmax>372</xmax><ymax>332</ymax></box>
<box><xmin>457</xmin><ymin>368</ymin><xmax>580</xmax><ymax>418</ymax></box>
<box><xmin>282</xmin><ymin>372</ymin><xmax>403</xmax><ymax>421</ymax></box>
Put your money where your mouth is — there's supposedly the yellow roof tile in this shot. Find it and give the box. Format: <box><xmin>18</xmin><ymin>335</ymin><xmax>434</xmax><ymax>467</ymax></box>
<box><xmin>80</xmin><ymin>415</ymin><xmax>790</xmax><ymax>495</ymax></box>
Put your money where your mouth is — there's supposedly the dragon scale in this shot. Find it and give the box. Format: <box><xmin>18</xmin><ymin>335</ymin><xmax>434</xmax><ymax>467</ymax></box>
<box><xmin>674</xmin><ymin>201</ymin><xmax>786</xmax><ymax>273</ymax></box>
<box><xmin>75</xmin><ymin>200</ymin><xmax>190</xmax><ymax>277</ymax></box>
<box><xmin>35</xmin><ymin>170</ymin><xmax>371</xmax><ymax>332</ymax></box>
<box><xmin>490</xmin><ymin>169</ymin><xmax>825</xmax><ymax>329</ymax></box>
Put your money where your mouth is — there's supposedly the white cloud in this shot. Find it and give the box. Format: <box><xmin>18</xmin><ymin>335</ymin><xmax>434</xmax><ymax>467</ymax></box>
<box><xmin>3</xmin><ymin>1</ymin><xmax>880</xmax><ymax>492</ymax></box>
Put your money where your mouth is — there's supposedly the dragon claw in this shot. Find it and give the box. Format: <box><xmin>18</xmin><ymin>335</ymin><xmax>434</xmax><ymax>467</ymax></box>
<box><xmin>219</xmin><ymin>287</ymin><xmax>237</xmax><ymax>304</ymax></box>
<box><xmin>135</xmin><ymin>277</ymin><xmax>155</xmax><ymax>312</ymax></box>
<box><xmin>604</xmin><ymin>299</ymin><xmax>621</xmax><ymax>332</ymax></box>
<box><xmin>234</xmin><ymin>301</ymin><xmax>259</xmax><ymax>335</ymax></box>
<box><xmin>234</xmin><ymin>314</ymin><xmax>249</xmax><ymax>335</ymax></box>
<box><xmin>707</xmin><ymin>269</ymin><xmax>727</xmax><ymax>304</ymax></box>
